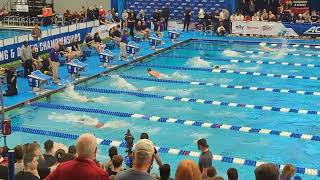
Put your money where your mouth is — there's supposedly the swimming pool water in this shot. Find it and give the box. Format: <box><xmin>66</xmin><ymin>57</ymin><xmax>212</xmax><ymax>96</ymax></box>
<box><xmin>5</xmin><ymin>40</ymin><xmax>320</xmax><ymax>179</ymax></box>
<box><xmin>0</xmin><ymin>29</ymin><xmax>31</xmax><ymax>40</ymax></box>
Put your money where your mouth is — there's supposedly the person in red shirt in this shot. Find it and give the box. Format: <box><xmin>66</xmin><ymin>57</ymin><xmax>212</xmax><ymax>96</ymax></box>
<box><xmin>45</xmin><ymin>133</ymin><xmax>109</xmax><ymax>180</ymax></box>
<box><xmin>99</xmin><ymin>6</ymin><xmax>106</xmax><ymax>17</ymax></box>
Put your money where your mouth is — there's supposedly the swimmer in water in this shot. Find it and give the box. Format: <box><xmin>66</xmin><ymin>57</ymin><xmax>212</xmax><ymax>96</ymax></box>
<box><xmin>79</xmin><ymin>118</ymin><xmax>104</xmax><ymax>128</ymax></box>
<box><xmin>147</xmin><ymin>68</ymin><xmax>168</xmax><ymax>79</ymax></box>
<box><xmin>260</xmin><ymin>46</ymin><xmax>276</xmax><ymax>52</ymax></box>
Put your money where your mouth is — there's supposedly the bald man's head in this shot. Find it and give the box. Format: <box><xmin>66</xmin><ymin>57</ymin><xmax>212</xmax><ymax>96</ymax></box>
<box><xmin>76</xmin><ymin>133</ymin><xmax>97</xmax><ymax>159</ymax></box>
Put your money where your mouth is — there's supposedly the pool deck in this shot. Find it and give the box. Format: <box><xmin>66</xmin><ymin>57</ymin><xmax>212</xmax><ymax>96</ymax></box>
<box><xmin>3</xmin><ymin>31</ymin><xmax>320</xmax><ymax>111</ymax></box>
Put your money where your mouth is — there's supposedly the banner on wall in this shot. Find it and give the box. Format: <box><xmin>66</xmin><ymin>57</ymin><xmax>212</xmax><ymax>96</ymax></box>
<box><xmin>231</xmin><ymin>21</ymin><xmax>299</xmax><ymax>37</ymax></box>
<box><xmin>0</xmin><ymin>27</ymin><xmax>94</xmax><ymax>64</ymax></box>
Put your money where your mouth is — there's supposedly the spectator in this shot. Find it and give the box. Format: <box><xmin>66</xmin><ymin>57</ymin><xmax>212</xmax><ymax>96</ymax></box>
<box><xmin>140</xmin><ymin>132</ymin><xmax>162</xmax><ymax>173</ymax></box>
<box><xmin>107</xmin><ymin>155</ymin><xmax>123</xmax><ymax>176</ymax></box>
<box><xmin>112</xmin><ymin>12</ymin><xmax>120</xmax><ymax>23</ymax></box>
<box><xmin>102</xmin><ymin>146</ymin><xmax>118</xmax><ymax>171</ymax></box>
<box><xmin>14</xmin><ymin>145</ymin><xmax>24</xmax><ymax>174</ymax></box>
<box><xmin>244</xmin><ymin>13</ymin><xmax>252</xmax><ymax>21</ymax></box>
<box><xmin>153</xmin><ymin>9</ymin><xmax>161</xmax><ymax>32</ymax></box>
<box><xmin>261</xmin><ymin>9</ymin><xmax>268</xmax><ymax>21</ymax></box>
<box><xmin>212</xmin><ymin>9</ymin><xmax>220</xmax><ymax>30</ymax></box>
<box><xmin>296</xmin><ymin>14</ymin><xmax>305</xmax><ymax>23</ymax></box>
<box><xmin>50</xmin><ymin>149</ymin><xmax>74</xmax><ymax>172</ymax></box>
<box><xmin>68</xmin><ymin>145</ymin><xmax>77</xmax><ymax>157</ymax></box>
<box><xmin>303</xmin><ymin>10</ymin><xmax>310</xmax><ymax>22</ymax></box>
<box><xmin>137</xmin><ymin>10</ymin><xmax>146</xmax><ymax>22</ymax></box>
<box><xmin>254</xmin><ymin>163</ymin><xmax>280</xmax><ymax>180</ymax></box>
<box><xmin>197</xmin><ymin>138</ymin><xmax>213</xmax><ymax>179</ymax></box>
<box><xmin>49</xmin><ymin>42</ymin><xmax>61</xmax><ymax>85</ymax></box>
<box><xmin>28</xmin><ymin>142</ymin><xmax>50</xmax><ymax>179</ymax></box>
<box><xmin>43</xmin><ymin>140</ymin><xmax>57</xmax><ymax>167</ymax></box>
<box><xmin>198</xmin><ymin>8</ymin><xmax>205</xmax><ymax>29</ymax></box>
<box><xmin>93</xmin><ymin>5</ymin><xmax>99</xmax><ymax>19</ymax></box>
<box><xmin>45</xmin><ymin>133</ymin><xmax>109</xmax><ymax>180</ymax></box>
<box><xmin>20</xmin><ymin>41</ymin><xmax>33</xmax><ymax>78</ymax></box>
<box><xmin>310</xmin><ymin>10</ymin><xmax>319</xmax><ymax>23</ymax></box>
<box><xmin>213</xmin><ymin>177</ymin><xmax>224</xmax><ymax>180</ymax></box>
<box><xmin>248</xmin><ymin>0</ymin><xmax>256</xmax><ymax>16</ymax></box>
<box><xmin>3</xmin><ymin>67</ymin><xmax>18</xmax><ymax>96</ymax></box>
<box><xmin>122</xmin><ymin>10</ymin><xmax>128</xmax><ymax>29</ymax></box>
<box><xmin>230</xmin><ymin>13</ymin><xmax>237</xmax><ymax>21</ymax></box>
<box><xmin>120</xmin><ymin>30</ymin><xmax>129</xmax><ymax>60</ymax></box>
<box><xmin>15</xmin><ymin>153</ymin><xmax>40</xmax><ymax>180</ymax></box>
<box><xmin>31</xmin><ymin>24</ymin><xmax>42</xmax><ymax>40</ymax></box>
<box><xmin>116</xmin><ymin>139</ymin><xmax>155</xmax><ymax>180</ymax></box>
<box><xmin>227</xmin><ymin>168</ymin><xmax>238</xmax><ymax>180</ymax></box>
<box><xmin>99</xmin><ymin>6</ymin><xmax>106</xmax><ymax>17</ymax></box>
<box><xmin>268</xmin><ymin>11</ymin><xmax>276</xmax><ymax>21</ymax></box>
<box><xmin>206</xmin><ymin>166</ymin><xmax>217</xmax><ymax>180</ymax></box>
<box><xmin>159</xmin><ymin>164</ymin><xmax>174</xmax><ymax>180</ymax></box>
<box><xmin>87</xmin><ymin>7</ymin><xmax>94</xmax><ymax>21</ymax></box>
<box><xmin>183</xmin><ymin>7</ymin><xmax>191</xmax><ymax>31</ymax></box>
<box><xmin>127</xmin><ymin>10</ymin><xmax>136</xmax><ymax>37</ymax></box>
<box><xmin>288</xmin><ymin>11</ymin><xmax>296</xmax><ymax>23</ymax></box>
<box><xmin>280</xmin><ymin>164</ymin><xmax>295</xmax><ymax>180</ymax></box>
<box><xmin>63</xmin><ymin>10</ymin><xmax>72</xmax><ymax>24</ymax></box>
<box><xmin>217</xmin><ymin>22</ymin><xmax>226</xmax><ymax>36</ymax></box>
<box><xmin>252</xmin><ymin>13</ymin><xmax>260</xmax><ymax>21</ymax></box>
<box><xmin>162</xmin><ymin>4</ymin><xmax>170</xmax><ymax>30</ymax></box>
<box><xmin>175</xmin><ymin>160</ymin><xmax>201</xmax><ymax>180</ymax></box>
<box><xmin>31</xmin><ymin>46</ymin><xmax>42</xmax><ymax>70</ymax></box>
<box><xmin>80</xmin><ymin>6</ymin><xmax>86</xmax><ymax>19</ymax></box>
<box><xmin>106</xmin><ymin>10</ymin><xmax>114</xmax><ymax>22</ymax></box>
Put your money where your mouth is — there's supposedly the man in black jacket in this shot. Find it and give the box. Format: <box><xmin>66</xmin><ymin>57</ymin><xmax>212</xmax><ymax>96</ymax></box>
<box><xmin>162</xmin><ymin>4</ymin><xmax>170</xmax><ymax>30</ymax></box>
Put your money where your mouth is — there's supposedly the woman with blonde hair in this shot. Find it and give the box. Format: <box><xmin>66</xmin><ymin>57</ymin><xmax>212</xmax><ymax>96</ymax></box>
<box><xmin>280</xmin><ymin>164</ymin><xmax>295</xmax><ymax>180</ymax></box>
<box><xmin>175</xmin><ymin>160</ymin><xmax>201</xmax><ymax>180</ymax></box>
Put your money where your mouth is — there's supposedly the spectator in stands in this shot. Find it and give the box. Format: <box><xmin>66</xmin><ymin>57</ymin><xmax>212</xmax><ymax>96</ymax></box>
<box><xmin>175</xmin><ymin>160</ymin><xmax>201</xmax><ymax>180</ymax></box>
<box><xmin>205</xmin><ymin>166</ymin><xmax>217</xmax><ymax>180</ymax></box>
<box><xmin>50</xmin><ymin>149</ymin><xmax>74</xmax><ymax>172</ymax></box>
<box><xmin>296</xmin><ymin>14</ymin><xmax>305</xmax><ymax>23</ymax></box>
<box><xmin>127</xmin><ymin>10</ymin><xmax>136</xmax><ymax>37</ymax></box>
<box><xmin>68</xmin><ymin>145</ymin><xmax>77</xmax><ymax>157</ymax></box>
<box><xmin>254</xmin><ymin>163</ymin><xmax>279</xmax><ymax>180</ymax></box>
<box><xmin>122</xmin><ymin>10</ymin><xmax>128</xmax><ymax>29</ymax></box>
<box><xmin>183</xmin><ymin>7</ymin><xmax>191</xmax><ymax>31</ymax></box>
<box><xmin>107</xmin><ymin>155</ymin><xmax>123</xmax><ymax>176</ymax></box>
<box><xmin>198</xmin><ymin>8</ymin><xmax>205</xmax><ymax>30</ymax></box>
<box><xmin>159</xmin><ymin>164</ymin><xmax>174</xmax><ymax>180</ymax></box>
<box><xmin>303</xmin><ymin>10</ymin><xmax>310</xmax><ymax>23</ymax></box>
<box><xmin>102</xmin><ymin>146</ymin><xmax>118</xmax><ymax>171</ymax></box>
<box><xmin>106</xmin><ymin>10</ymin><xmax>114</xmax><ymax>23</ymax></box>
<box><xmin>80</xmin><ymin>6</ymin><xmax>86</xmax><ymax>19</ymax></box>
<box><xmin>212</xmin><ymin>9</ymin><xmax>220</xmax><ymax>30</ymax></box>
<box><xmin>100</xmin><ymin>16</ymin><xmax>108</xmax><ymax>25</ymax></box>
<box><xmin>162</xmin><ymin>4</ymin><xmax>170</xmax><ymax>30</ymax></box>
<box><xmin>230</xmin><ymin>13</ymin><xmax>237</xmax><ymax>21</ymax></box>
<box><xmin>244</xmin><ymin>13</ymin><xmax>252</xmax><ymax>21</ymax></box>
<box><xmin>4</xmin><ymin>66</ymin><xmax>18</xmax><ymax>96</ymax></box>
<box><xmin>280</xmin><ymin>164</ymin><xmax>295</xmax><ymax>180</ymax></box>
<box><xmin>220</xmin><ymin>9</ymin><xmax>230</xmax><ymax>22</ymax></box>
<box><xmin>28</xmin><ymin>142</ymin><xmax>50</xmax><ymax>179</ymax></box>
<box><xmin>21</xmin><ymin>41</ymin><xmax>33</xmax><ymax>78</ymax></box>
<box><xmin>0</xmin><ymin>8</ymin><xmax>8</xmax><ymax>21</ymax></box>
<box><xmin>153</xmin><ymin>9</ymin><xmax>161</xmax><ymax>32</ymax></box>
<box><xmin>64</xmin><ymin>10</ymin><xmax>72</xmax><ymax>24</ymax></box>
<box><xmin>93</xmin><ymin>5</ymin><xmax>99</xmax><ymax>19</ymax></box>
<box><xmin>227</xmin><ymin>168</ymin><xmax>238</xmax><ymax>180</ymax></box>
<box><xmin>217</xmin><ymin>22</ymin><xmax>226</xmax><ymax>36</ymax></box>
<box><xmin>137</xmin><ymin>10</ymin><xmax>146</xmax><ymax>22</ymax></box>
<box><xmin>14</xmin><ymin>145</ymin><xmax>24</xmax><ymax>174</ymax></box>
<box><xmin>310</xmin><ymin>10</ymin><xmax>319</xmax><ymax>23</ymax></box>
<box><xmin>31</xmin><ymin>24</ymin><xmax>42</xmax><ymax>41</ymax></box>
<box><xmin>268</xmin><ymin>11</ymin><xmax>276</xmax><ymax>22</ymax></box>
<box><xmin>140</xmin><ymin>132</ymin><xmax>162</xmax><ymax>173</ymax></box>
<box><xmin>261</xmin><ymin>9</ymin><xmax>269</xmax><ymax>21</ymax></box>
<box><xmin>49</xmin><ymin>42</ymin><xmax>61</xmax><ymax>84</ymax></box>
<box><xmin>99</xmin><ymin>6</ymin><xmax>106</xmax><ymax>17</ymax></box>
<box><xmin>288</xmin><ymin>11</ymin><xmax>296</xmax><ymax>23</ymax></box>
<box><xmin>43</xmin><ymin>140</ymin><xmax>57</xmax><ymax>168</ymax></box>
<box><xmin>15</xmin><ymin>153</ymin><xmax>40</xmax><ymax>180</ymax></box>
<box><xmin>252</xmin><ymin>12</ymin><xmax>260</xmax><ymax>21</ymax></box>
<box><xmin>46</xmin><ymin>133</ymin><xmax>109</xmax><ymax>180</ymax></box>
<box><xmin>116</xmin><ymin>139</ymin><xmax>155</xmax><ymax>180</ymax></box>
<box><xmin>87</xmin><ymin>7</ymin><xmax>94</xmax><ymax>21</ymax></box>
<box><xmin>236</xmin><ymin>12</ymin><xmax>245</xmax><ymax>21</ymax></box>
<box><xmin>197</xmin><ymin>138</ymin><xmax>213</xmax><ymax>179</ymax></box>
<box><xmin>248</xmin><ymin>0</ymin><xmax>256</xmax><ymax>16</ymax></box>
<box><xmin>112</xmin><ymin>12</ymin><xmax>120</xmax><ymax>23</ymax></box>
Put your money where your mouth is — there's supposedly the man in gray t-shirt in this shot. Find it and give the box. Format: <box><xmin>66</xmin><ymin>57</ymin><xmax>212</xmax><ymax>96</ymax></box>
<box><xmin>197</xmin><ymin>138</ymin><xmax>213</xmax><ymax>179</ymax></box>
<box><xmin>116</xmin><ymin>139</ymin><xmax>156</xmax><ymax>180</ymax></box>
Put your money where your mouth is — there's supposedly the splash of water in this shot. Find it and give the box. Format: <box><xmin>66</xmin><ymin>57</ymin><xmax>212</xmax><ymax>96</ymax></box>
<box><xmin>186</xmin><ymin>56</ymin><xmax>212</xmax><ymax>68</ymax></box>
<box><xmin>223</xmin><ymin>49</ymin><xmax>244</xmax><ymax>58</ymax></box>
<box><xmin>110</xmin><ymin>75</ymin><xmax>139</xmax><ymax>91</ymax></box>
<box><xmin>63</xmin><ymin>84</ymin><xmax>109</xmax><ymax>103</ymax></box>
<box><xmin>170</xmin><ymin>71</ymin><xmax>190</xmax><ymax>80</ymax></box>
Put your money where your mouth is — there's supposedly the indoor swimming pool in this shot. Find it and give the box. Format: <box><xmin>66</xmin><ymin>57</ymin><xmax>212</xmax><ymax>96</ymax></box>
<box><xmin>5</xmin><ymin>39</ymin><xmax>320</xmax><ymax>179</ymax></box>
<box><xmin>0</xmin><ymin>28</ymin><xmax>31</xmax><ymax>40</ymax></box>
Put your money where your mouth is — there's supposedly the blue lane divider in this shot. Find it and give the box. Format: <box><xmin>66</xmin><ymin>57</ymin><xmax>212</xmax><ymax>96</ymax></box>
<box><xmin>133</xmin><ymin>64</ymin><xmax>320</xmax><ymax>81</ymax></box>
<box><xmin>30</xmin><ymin>102</ymin><xmax>320</xmax><ymax>142</ymax></box>
<box><xmin>119</xmin><ymin>75</ymin><xmax>320</xmax><ymax>97</ymax></box>
<box><xmin>156</xmin><ymin>54</ymin><xmax>320</xmax><ymax>68</ymax></box>
<box><xmin>11</xmin><ymin>121</ymin><xmax>320</xmax><ymax>177</ymax></box>
<box><xmin>176</xmin><ymin>47</ymin><xmax>320</xmax><ymax>58</ymax></box>
<box><xmin>74</xmin><ymin>86</ymin><xmax>320</xmax><ymax>116</ymax></box>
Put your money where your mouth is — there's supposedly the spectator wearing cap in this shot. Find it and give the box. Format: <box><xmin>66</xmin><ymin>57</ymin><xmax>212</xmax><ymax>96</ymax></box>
<box><xmin>43</xmin><ymin>140</ymin><xmax>57</xmax><ymax>168</ymax></box>
<box><xmin>255</xmin><ymin>163</ymin><xmax>279</xmax><ymax>180</ymax></box>
<box><xmin>140</xmin><ymin>132</ymin><xmax>162</xmax><ymax>173</ymax></box>
<box><xmin>116</xmin><ymin>139</ymin><xmax>155</xmax><ymax>180</ymax></box>
<box><xmin>227</xmin><ymin>168</ymin><xmax>238</xmax><ymax>180</ymax></box>
<box><xmin>15</xmin><ymin>153</ymin><xmax>40</xmax><ymax>180</ymax></box>
<box><xmin>45</xmin><ymin>133</ymin><xmax>109</xmax><ymax>180</ymax></box>
<box><xmin>197</xmin><ymin>138</ymin><xmax>213</xmax><ymax>179</ymax></box>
